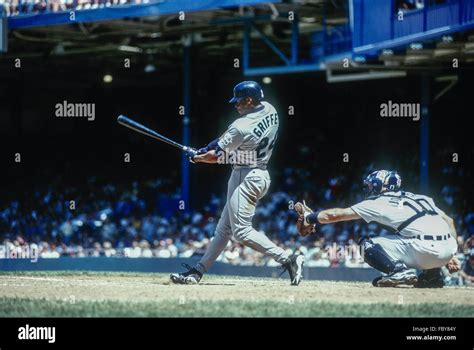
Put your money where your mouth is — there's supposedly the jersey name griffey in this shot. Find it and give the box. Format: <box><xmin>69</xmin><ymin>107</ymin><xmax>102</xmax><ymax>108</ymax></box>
<box><xmin>217</xmin><ymin>101</ymin><xmax>278</xmax><ymax>169</ymax></box>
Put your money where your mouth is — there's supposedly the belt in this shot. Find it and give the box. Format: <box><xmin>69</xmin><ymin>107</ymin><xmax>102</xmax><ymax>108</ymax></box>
<box><xmin>414</xmin><ymin>233</ymin><xmax>451</xmax><ymax>241</ymax></box>
<box><xmin>232</xmin><ymin>165</ymin><xmax>266</xmax><ymax>170</ymax></box>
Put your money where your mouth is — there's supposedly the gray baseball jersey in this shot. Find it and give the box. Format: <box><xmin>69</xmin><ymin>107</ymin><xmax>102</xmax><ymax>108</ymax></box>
<box><xmin>217</xmin><ymin>101</ymin><xmax>278</xmax><ymax>169</ymax></box>
<box><xmin>197</xmin><ymin>101</ymin><xmax>289</xmax><ymax>273</ymax></box>
<box><xmin>351</xmin><ymin>191</ymin><xmax>450</xmax><ymax>238</ymax></box>
<box><xmin>352</xmin><ymin>191</ymin><xmax>457</xmax><ymax>270</ymax></box>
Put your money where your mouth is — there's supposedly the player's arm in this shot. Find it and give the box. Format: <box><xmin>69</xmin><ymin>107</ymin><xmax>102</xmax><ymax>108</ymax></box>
<box><xmin>306</xmin><ymin>207</ymin><xmax>361</xmax><ymax>225</ymax></box>
<box><xmin>192</xmin><ymin>125</ymin><xmax>243</xmax><ymax>164</ymax></box>
<box><xmin>193</xmin><ymin>150</ymin><xmax>219</xmax><ymax>164</ymax></box>
<box><xmin>316</xmin><ymin>208</ymin><xmax>361</xmax><ymax>223</ymax></box>
<box><xmin>189</xmin><ymin>139</ymin><xmax>221</xmax><ymax>164</ymax></box>
<box><xmin>191</xmin><ymin>126</ymin><xmax>243</xmax><ymax>164</ymax></box>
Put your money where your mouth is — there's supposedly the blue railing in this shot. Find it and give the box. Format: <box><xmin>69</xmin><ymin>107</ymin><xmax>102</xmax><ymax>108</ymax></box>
<box><xmin>353</xmin><ymin>0</ymin><xmax>474</xmax><ymax>55</ymax></box>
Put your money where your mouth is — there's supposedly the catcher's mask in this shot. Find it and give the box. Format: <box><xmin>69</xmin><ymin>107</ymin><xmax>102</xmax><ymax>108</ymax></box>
<box><xmin>363</xmin><ymin>170</ymin><xmax>402</xmax><ymax>198</ymax></box>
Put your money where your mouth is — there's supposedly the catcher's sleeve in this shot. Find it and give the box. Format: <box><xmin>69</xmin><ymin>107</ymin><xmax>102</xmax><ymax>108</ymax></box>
<box><xmin>351</xmin><ymin>199</ymin><xmax>384</xmax><ymax>224</ymax></box>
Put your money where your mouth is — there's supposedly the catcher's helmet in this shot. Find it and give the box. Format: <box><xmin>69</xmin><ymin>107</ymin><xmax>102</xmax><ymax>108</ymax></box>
<box><xmin>363</xmin><ymin>170</ymin><xmax>402</xmax><ymax>197</ymax></box>
<box><xmin>229</xmin><ymin>81</ymin><xmax>264</xmax><ymax>104</ymax></box>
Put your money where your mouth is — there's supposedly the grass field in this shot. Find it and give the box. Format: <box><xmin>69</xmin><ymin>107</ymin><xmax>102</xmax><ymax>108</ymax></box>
<box><xmin>0</xmin><ymin>271</ymin><xmax>473</xmax><ymax>317</ymax></box>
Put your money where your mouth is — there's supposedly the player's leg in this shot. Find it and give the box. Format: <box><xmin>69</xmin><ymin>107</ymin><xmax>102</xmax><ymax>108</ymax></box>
<box><xmin>410</xmin><ymin>235</ymin><xmax>457</xmax><ymax>269</ymax></box>
<box><xmin>169</xmin><ymin>204</ymin><xmax>232</xmax><ymax>284</ymax></box>
<box><xmin>196</xmin><ymin>204</ymin><xmax>233</xmax><ymax>273</ymax></box>
<box><xmin>228</xmin><ymin>169</ymin><xmax>304</xmax><ymax>285</ymax></box>
<box><xmin>228</xmin><ymin>170</ymin><xmax>287</xmax><ymax>261</ymax></box>
<box><xmin>170</xmin><ymin>172</ymin><xmax>240</xmax><ymax>285</ymax></box>
<box><xmin>192</xmin><ymin>170</ymin><xmax>247</xmax><ymax>274</ymax></box>
<box><xmin>361</xmin><ymin>235</ymin><xmax>417</xmax><ymax>287</ymax></box>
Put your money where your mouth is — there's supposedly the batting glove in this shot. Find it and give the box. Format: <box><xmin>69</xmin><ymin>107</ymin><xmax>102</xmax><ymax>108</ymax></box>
<box><xmin>185</xmin><ymin>148</ymin><xmax>198</xmax><ymax>163</ymax></box>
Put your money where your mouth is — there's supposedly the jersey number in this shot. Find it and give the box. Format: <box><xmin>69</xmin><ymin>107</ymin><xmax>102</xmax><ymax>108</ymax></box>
<box><xmin>256</xmin><ymin>134</ymin><xmax>277</xmax><ymax>159</ymax></box>
<box><xmin>401</xmin><ymin>198</ymin><xmax>437</xmax><ymax>215</ymax></box>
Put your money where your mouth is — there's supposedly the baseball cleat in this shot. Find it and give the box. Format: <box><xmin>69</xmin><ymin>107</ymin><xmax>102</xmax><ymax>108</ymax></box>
<box><xmin>372</xmin><ymin>268</ymin><xmax>417</xmax><ymax>287</ymax></box>
<box><xmin>281</xmin><ymin>254</ymin><xmax>305</xmax><ymax>286</ymax></box>
<box><xmin>170</xmin><ymin>263</ymin><xmax>203</xmax><ymax>285</ymax></box>
<box><xmin>414</xmin><ymin>268</ymin><xmax>445</xmax><ymax>288</ymax></box>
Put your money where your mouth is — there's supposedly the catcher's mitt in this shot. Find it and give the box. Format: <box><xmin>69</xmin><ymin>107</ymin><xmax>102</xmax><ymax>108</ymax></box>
<box><xmin>294</xmin><ymin>201</ymin><xmax>316</xmax><ymax>237</ymax></box>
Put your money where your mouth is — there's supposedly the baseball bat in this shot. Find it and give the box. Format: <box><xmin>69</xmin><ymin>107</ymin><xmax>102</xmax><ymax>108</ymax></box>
<box><xmin>117</xmin><ymin>115</ymin><xmax>193</xmax><ymax>152</ymax></box>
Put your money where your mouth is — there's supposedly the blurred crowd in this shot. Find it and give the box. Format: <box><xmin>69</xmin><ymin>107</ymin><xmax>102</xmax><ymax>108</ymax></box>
<box><xmin>1</xmin><ymin>0</ymin><xmax>152</xmax><ymax>16</ymax></box>
<box><xmin>0</xmin><ymin>153</ymin><xmax>473</xmax><ymax>285</ymax></box>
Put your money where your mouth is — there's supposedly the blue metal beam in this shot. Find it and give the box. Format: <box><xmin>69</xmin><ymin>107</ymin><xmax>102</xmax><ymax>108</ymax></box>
<box><xmin>390</xmin><ymin>0</ymin><xmax>394</xmax><ymax>40</ymax></box>
<box><xmin>420</xmin><ymin>76</ymin><xmax>430</xmax><ymax>194</ymax></box>
<box><xmin>241</xmin><ymin>10</ymin><xmax>352</xmax><ymax>76</ymax></box>
<box><xmin>242</xmin><ymin>15</ymin><xmax>306</xmax><ymax>74</ymax></box>
<box><xmin>243</xmin><ymin>21</ymin><xmax>250</xmax><ymax>71</ymax></box>
<box><xmin>244</xmin><ymin>63</ymin><xmax>323</xmax><ymax>76</ymax></box>
<box><xmin>243</xmin><ymin>50</ymin><xmax>351</xmax><ymax>76</ymax></box>
<box><xmin>0</xmin><ymin>16</ymin><xmax>7</xmax><ymax>52</ymax></box>
<box><xmin>250</xmin><ymin>23</ymin><xmax>290</xmax><ymax>65</ymax></box>
<box><xmin>291</xmin><ymin>13</ymin><xmax>299</xmax><ymax>65</ymax></box>
<box><xmin>181</xmin><ymin>41</ymin><xmax>191</xmax><ymax>212</ymax></box>
<box><xmin>8</xmin><ymin>0</ymin><xmax>280</xmax><ymax>29</ymax></box>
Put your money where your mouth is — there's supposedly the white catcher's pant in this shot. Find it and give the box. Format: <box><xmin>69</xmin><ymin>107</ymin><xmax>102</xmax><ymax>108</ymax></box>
<box><xmin>198</xmin><ymin>168</ymin><xmax>289</xmax><ymax>272</ymax></box>
<box><xmin>372</xmin><ymin>234</ymin><xmax>457</xmax><ymax>270</ymax></box>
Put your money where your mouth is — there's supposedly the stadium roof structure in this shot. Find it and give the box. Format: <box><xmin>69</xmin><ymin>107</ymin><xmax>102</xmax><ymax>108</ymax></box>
<box><xmin>1</xmin><ymin>0</ymin><xmax>349</xmax><ymax>75</ymax></box>
<box><xmin>1</xmin><ymin>0</ymin><xmax>474</xmax><ymax>78</ymax></box>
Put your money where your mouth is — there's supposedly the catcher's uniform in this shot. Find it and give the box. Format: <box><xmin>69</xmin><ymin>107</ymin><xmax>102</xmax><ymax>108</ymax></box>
<box><xmin>197</xmin><ymin>102</ymin><xmax>288</xmax><ymax>272</ymax></box>
<box><xmin>351</xmin><ymin>191</ymin><xmax>457</xmax><ymax>270</ymax></box>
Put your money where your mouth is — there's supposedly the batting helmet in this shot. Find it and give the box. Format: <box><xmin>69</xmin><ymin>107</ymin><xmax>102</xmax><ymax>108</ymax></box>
<box><xmin>228</xmin><ymin>81</ymin><xmax>264</xmax><ymax>104</ymax></box>
<box><xmin>363</xmin><ymin>170</ymin><xmax>402</xmax><ymax>197</ymax></box>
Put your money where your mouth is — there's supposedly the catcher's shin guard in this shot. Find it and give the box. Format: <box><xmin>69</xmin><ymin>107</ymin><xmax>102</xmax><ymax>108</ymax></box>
<box><xmin>360</xmin><ymin>238</ymin><xmax>401</xmax><ymax>274</ymax></box>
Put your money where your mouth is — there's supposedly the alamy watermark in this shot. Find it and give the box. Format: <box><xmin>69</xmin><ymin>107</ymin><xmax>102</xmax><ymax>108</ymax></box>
<box><xmin>217</xmin><ymin>148</ymin><xmax>258</xmax><ymax>167</ymax></box>
<box><xmin>325</xmin><ymin>242</ymin><xmax>365</xmax><ymax>262</ymax></box>
<box><xmin>55</xmin><ymin>100</ymin><xmax>95</xmax><ymax>121</ymax></box>
<box><xmin>380</xmin><ymin>100</ymin><xmax>420</xmax><ymax>121</ymax></box>
<box><xmin>18</xmin><ymin>324</ymin><xmax>55</xmax><ymax>343</ymax></box>
<box><xmin>0</xmin><ymin>243</ymin><xmax>39</xmax><ymax>263</ymax></box>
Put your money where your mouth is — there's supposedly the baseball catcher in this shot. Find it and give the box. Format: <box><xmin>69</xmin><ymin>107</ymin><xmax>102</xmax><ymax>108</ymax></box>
<box><xmin>294</xmin><ymin>170</ymin><xmax>460</xmax><ymax>288</ymax></box>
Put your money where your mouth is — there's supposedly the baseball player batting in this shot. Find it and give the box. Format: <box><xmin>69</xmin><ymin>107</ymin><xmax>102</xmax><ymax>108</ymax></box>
<box><xmin>295</xmin><ymin>170</ymin><xmax>460</xmax><ymax>288</ymax></box>
<box><xmin>170</xmin><ymin>81</ymin><xmax>305</xmax><ymax>286</ymax></box>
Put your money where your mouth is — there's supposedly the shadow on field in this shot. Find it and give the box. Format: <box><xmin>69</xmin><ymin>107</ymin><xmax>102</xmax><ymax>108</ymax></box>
<box><xmin>157</xmin><ymin>280</ymin><xmax>236</xmax><ymax>286</ymax></box>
